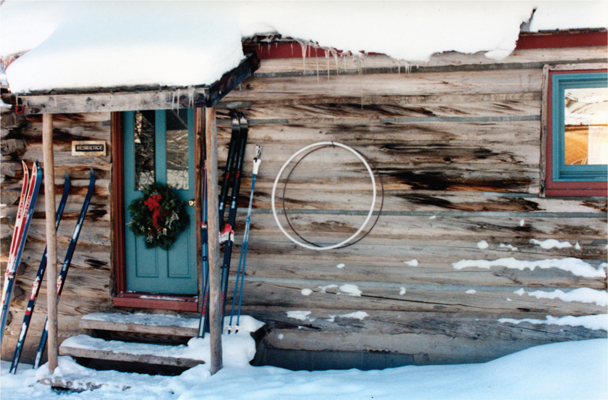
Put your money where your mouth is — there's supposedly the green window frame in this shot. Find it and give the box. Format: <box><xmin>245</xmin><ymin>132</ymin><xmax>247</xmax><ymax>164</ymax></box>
<box><xmin>544</xmin><ymin>67</ymin><xmax>607</xmax><ymax>197</ymax></box>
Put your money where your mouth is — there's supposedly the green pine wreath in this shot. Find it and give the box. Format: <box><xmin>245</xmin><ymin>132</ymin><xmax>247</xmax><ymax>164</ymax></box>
<box><xmin>128</xmin><ymin>183</ymin><xmax>189</xmax><ymax>250</ymax></box>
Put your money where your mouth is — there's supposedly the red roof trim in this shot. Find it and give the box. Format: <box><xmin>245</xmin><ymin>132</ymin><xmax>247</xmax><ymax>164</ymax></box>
<box><xmin>245</xmin><ymin>31</ymin><xmax>607</xmax><ymax>60</ymax></box>
<box><xmin>516</xmin><ymin>30</ymin><xmax>607</xmax><ymax>50</ymax></box>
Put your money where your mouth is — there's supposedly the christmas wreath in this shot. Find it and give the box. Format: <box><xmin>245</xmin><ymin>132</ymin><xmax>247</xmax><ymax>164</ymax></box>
<box><xmin>128</xmin><ymin>183</ymin><xmax>189</xmax><ymax>250</ymax></box>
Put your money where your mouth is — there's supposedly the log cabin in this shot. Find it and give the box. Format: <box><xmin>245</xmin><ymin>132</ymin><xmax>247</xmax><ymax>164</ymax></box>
<box><xmin>0</xmin><ymin>3</ymin><xmax>606</xmax><ymax>373</ymax></box>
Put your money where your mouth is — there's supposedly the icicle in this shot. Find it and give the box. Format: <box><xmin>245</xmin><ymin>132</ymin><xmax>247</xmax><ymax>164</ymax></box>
<box><xmin>325</xmin><ymin>49</ymin><xmax>330</xmax><ymax>81</ymax></box>
<box><xmin>296</xmin><ymin>40</ymin><xmax>308</xmax><ymax>71</ymax></box>
<box><xmin>352</xmin><ymin>53</ymin><xmax>366</xmax><ymax>110</ymax></box>
<box><xmin>315</xmin><ymin>52</ymin><xmax>320</xmax><ymax>84</ymax></box>
<box><xmin>332</xmin><ymin>49</ymin><xmax>340</xmax><ymax>76</ymax></box>
<box><xmin>177</xmin><ymin>88</ymin><xmax>181</xmax><ymax>110</ymax></box>
<box><xmin>171</xmin><ymin>91</ymin><xmax>176</xmax><ymax>110</ymax></box>
<box><xmin>188</xmin><ymin>86</ymin><xmax>195</xmax><ymax>109</ymax></box>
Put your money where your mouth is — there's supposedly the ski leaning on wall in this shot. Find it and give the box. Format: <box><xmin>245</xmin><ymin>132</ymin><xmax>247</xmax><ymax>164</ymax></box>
<box><xmin>0</xmin><ymin>161</ymin><xmax>42</xmax><ymax>346</ymax></box>
<box><xmin>9</xmin><ymin>172</ymin><xmax>71</xmax><ymax>374</ymax></box>
<box><xmin>220</xmin><ymin>112</ymin><xmax>249</xmax><ymax>320</ymax></box>
<box><xmin>199</xmin><ymin>111</ymin><xmax>249</xmax><ymax>338</ymax></box>
<box><xmin>33</xmin><ymin>168</ymin><xmax>95</xmax><ymax>369</ymax></box>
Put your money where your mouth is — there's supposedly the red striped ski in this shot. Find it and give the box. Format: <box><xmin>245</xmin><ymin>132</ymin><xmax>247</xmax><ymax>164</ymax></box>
<box><xmin>1</xmin><ymin>161</ymin><xmax>42</xmax><ymax>345</ymax></box>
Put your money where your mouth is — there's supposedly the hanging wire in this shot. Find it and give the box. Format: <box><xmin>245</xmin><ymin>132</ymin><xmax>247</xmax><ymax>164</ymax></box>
<box><xmin>278</xmin><ymin>143</ymin><xmax>384</xmax><ymax>250</ymax></box>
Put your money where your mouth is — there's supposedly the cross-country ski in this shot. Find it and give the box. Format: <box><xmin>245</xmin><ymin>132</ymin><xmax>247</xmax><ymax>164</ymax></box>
<box><xmin>33</xmin><ymin>169</ymin><xmax>95</xmax><ymax>369</ymax></box>
<box><xmin>1</xmin><ymin>161</ymin><xmax>42</xmax><ymax>346</ymax></box>
<box><xmin>219</xmin><ymin>112</ymin><xmax>248</xmax><ymax>321</ymax></box>
<box><xmin>9</xmin><ymin>172</ymin><xmax>70</xmax><ymax>374</ymax></box>
<box><xmin>199</xmin><ymin>112</ymin><xmax>247</xmax><ymax>337</ymax></box>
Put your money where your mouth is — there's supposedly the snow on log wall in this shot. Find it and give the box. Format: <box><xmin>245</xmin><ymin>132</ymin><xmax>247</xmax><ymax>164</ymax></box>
<box><xmin>1</xmin><ymin>42</ymin><xmax>606</xmax><ymax>367</ymax></box>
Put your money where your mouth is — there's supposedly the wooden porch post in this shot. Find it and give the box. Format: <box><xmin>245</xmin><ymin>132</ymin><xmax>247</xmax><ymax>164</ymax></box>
<box><xmin>205</xmin><ymin>106</ymin><xmax>222</xmax><ymax>374</ymax></box>
<box><xmin>42</xmin><ymin>113</ymin><xmax>58</xmax><ymax>373</ymax></box>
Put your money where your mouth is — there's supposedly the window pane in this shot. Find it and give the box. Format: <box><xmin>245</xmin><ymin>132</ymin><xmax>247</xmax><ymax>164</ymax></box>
<box><xmin>134</xmin><ymin>111</ymin><xmax>155</xmax><ymax>190</ymax></box>
<box><xmin>564</xmin><ymin>87</ymin><xmax>608</xmax><ymax>165</ymax></box>
<box><xmin>166</xmin><ymin>110</ymin><xmax>189</xmax><ymax>190</ymax></box>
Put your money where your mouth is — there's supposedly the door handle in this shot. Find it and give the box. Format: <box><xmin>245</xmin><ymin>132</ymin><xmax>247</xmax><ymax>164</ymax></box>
<box><xmin>188</xmin><ymin>199</ymin><xmax>195</xmax><ymax>207</ymax></box>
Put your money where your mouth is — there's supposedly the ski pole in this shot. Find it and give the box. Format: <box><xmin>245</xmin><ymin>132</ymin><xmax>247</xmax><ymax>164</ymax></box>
<box><xmin>229</xmin><ymin>145</ymin><xmax>261</xmax><ymax>332</ymax></box>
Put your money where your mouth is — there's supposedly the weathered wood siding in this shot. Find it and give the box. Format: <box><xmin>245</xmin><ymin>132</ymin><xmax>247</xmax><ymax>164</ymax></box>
<box><xmin>1</xmin><ymin>112</ymin><xmax>113</xmax><ymax>363</ymax></box>
<box><xmin>218</xmin><ymin>46</ymin><xmax>607</xmax><ymax>364</ymax></box>
<box><xmin>1</xmin><ymin>44</ymin><xmax>606</xmax><ymax>367</ymax></box>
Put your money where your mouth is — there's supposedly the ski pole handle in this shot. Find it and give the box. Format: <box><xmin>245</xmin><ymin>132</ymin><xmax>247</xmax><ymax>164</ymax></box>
<box><xmin>252</xmin><ymin>145</ymin><xmax>262</xmax><ymax>175</ymax></box>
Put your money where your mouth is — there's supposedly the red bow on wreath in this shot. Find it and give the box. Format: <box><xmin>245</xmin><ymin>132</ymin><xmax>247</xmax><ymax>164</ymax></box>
<box><xmin>144</xmin><ymin>194</ymin><xmax>162</xmax><ymax>227</ymax></box>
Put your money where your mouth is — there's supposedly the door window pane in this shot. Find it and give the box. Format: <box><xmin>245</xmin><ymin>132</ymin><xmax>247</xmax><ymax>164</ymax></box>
<box><xmin>564</xmin><ymin>87</ymin><xmax>608</xmax><ymax>165</ymax></box>
<box><xmin>166</xmin><ymin>110</ymin><xmax>190</xmax><ymax>190</ymax></box>
<box><xmin>134</xmin><ymin>111</ymin><xmax>156</xmax><ymax>190</ymax></box>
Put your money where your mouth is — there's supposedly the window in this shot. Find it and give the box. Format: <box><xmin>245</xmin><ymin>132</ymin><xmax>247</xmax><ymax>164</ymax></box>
<box><xmin>544</xmin><ymin>66</ymin><xmax>607</xmax><ymax>196</ymax></box>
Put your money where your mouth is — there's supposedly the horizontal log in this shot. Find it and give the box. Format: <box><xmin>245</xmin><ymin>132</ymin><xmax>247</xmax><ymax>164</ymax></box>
<box><xmin>0</xmin><ymin>185</ymin><xmax>21</xmax><ymax>206</ymax></box>
<box><xmin>245</xmin><ymin>309</ymin><xmax>606</xmax><ymax>363</ymax></box>
<box><xmin>240</xmin><ymin>186</ymin><xmax>607</xmax><ymax>214</ymax></box>
<box><xmin>21</xmin><ymin>148</ymin><xmax>111</xmax><ymax>170</ymax></box>
<box><xmin>246</xmin><ymin>309</ymin><xmax>606</xmax><ymax>343</ymax></box>
<box><xmin>220</xmin><ymin>141</ymin><xmax>541</xmax><ymax>170</ymax></box>
<box><xmin>26</xmin><ymin>222</ymin><xmax>111</xmax><ymax>246</ymax></box>
<box><xmin>219</xmin><ymin>96</ymin><xmax>541</xmax><ymax>121</ymax></box>
<box><xmin>237</xmin><ymin>242</ymin><xmax>607</xmax><ymax>289</ymax></box>
<box><xmin>18</xmin><ymin>241</ymin><xmax>111</xmax><ymax>273</ymax></box>
<box><xmin>25</xmin><ymin>113</ymin><xmax>112</xmax><ymax>126</ymax></box>
<box><xmin>220</xmin><ymin>120</ymin><xmax>541</xmax><ymax>143</ymax></box>
<box><xmin>0</xmin><ymin>139</ymin><xmax>27</xmax><ymax>156</ymax></box>
<box><xmin>235</xmin><ymin>281</ymin><xmax>606</xmax><ymax>316</ymax></box>
<box><xmin>243</xmin><ymin>213</ymin><xmax>608</xmax><ymax>241</ymax></box>
<box><xmin>223</xmin><ymin>69</ymin><xmax>543</xmax><ymax>104</ymax></box>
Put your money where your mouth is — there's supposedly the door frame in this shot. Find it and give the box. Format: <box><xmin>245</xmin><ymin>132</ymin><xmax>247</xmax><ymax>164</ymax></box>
<box><xmin>111</xmin><ymin>110</ymin><xmax>204</xmax><ymax>311</ymax></box>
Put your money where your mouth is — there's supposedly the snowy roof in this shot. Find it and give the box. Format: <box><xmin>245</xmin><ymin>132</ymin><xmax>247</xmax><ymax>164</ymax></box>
<box><xmin>0</xmin><ymin>1</ymin><xmax>607</xmax><ymax>94</ymax></box>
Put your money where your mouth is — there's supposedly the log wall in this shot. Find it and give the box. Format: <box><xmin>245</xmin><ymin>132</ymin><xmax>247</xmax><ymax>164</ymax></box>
<box><xmin>1</xmin><ymin>112</ymin><xmax>114</xmax><ymax>364</ymax></box>
<box><xmin>218</xmin><ymin>46</ymin><xmax>607</xmax><ymax>366</ymax></box>
<box><xmin>1</xmin><ymin>44</ymin><xmax>606</xmax><ymax>367</ymax></box>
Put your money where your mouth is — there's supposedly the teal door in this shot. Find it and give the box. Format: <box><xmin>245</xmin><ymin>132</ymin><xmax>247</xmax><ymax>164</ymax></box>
<box><xmin>124</xmin><ymin>109</ymin><xmax>197</xmax><ymax>295</ymax></box>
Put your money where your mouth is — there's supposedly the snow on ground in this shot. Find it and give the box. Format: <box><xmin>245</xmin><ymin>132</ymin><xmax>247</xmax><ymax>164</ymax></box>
<box><xmin>1</xmin><ymin>339</ymin><xmax>606</xmax><ymax>400</ymax></box>
<box><xmin>1</xmin><ymin>1</ymin><xmax>607</xmax><ymax>93</ymax></box>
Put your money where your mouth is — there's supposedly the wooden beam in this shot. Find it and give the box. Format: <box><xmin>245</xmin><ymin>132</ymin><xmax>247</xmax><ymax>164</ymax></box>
<box><xmin>15</xmin><ymin>53</ymin><xmax>259</xmax><ymax>114</ymax></box>
<box><xmin>205</xmin><ymin>106</ymin><xmax>222</xmax><ymax>374</ymax></box>
<box><xmin>20</xmin><ymin>87</ymin><xmax>208</xmax><ymax>115</ymax></box>
<box><xmin>42</xmin><ymin>113</ymin><xmax>58</xmax><ymax>373</ymax></box>
<box><xmin>206</xmin><ymin>52</ymin><xmax>260</xmax><ymax>107</ymax></box>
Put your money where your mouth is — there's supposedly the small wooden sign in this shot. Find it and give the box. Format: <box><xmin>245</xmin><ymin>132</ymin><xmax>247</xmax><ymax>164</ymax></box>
<box><xmin>72</xmin><ymin>141</ymin><xmax>106</xmax><ymax>157</ymax></box>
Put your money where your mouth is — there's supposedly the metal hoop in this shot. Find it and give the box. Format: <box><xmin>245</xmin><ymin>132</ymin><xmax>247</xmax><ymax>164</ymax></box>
<box><xmin>271</xmin><ymin>142</ymin><xmax>376</xmax><ymax>251</ymax></box>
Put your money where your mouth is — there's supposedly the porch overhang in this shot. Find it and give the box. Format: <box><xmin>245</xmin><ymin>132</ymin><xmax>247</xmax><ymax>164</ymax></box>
<box><xmin>8</xmin><ymin>52</ymin><xmax>259</xmax><ymax>115</ymax></box>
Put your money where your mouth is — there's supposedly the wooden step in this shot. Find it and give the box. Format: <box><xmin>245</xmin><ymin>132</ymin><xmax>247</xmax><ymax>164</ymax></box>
<box><xmin>80</xmin><ymin>312</ymin><xmax>265</xmax><ymax>337</ymax></box>
<box><xmin>59</xmin><ymin>334</ymin><xmax>205</xmax><ymax>368</ymax></box>
<box><xmin>80</xmin><ymin>312</ymin><xmax>199</xmax><ymax>337</ymax></box>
